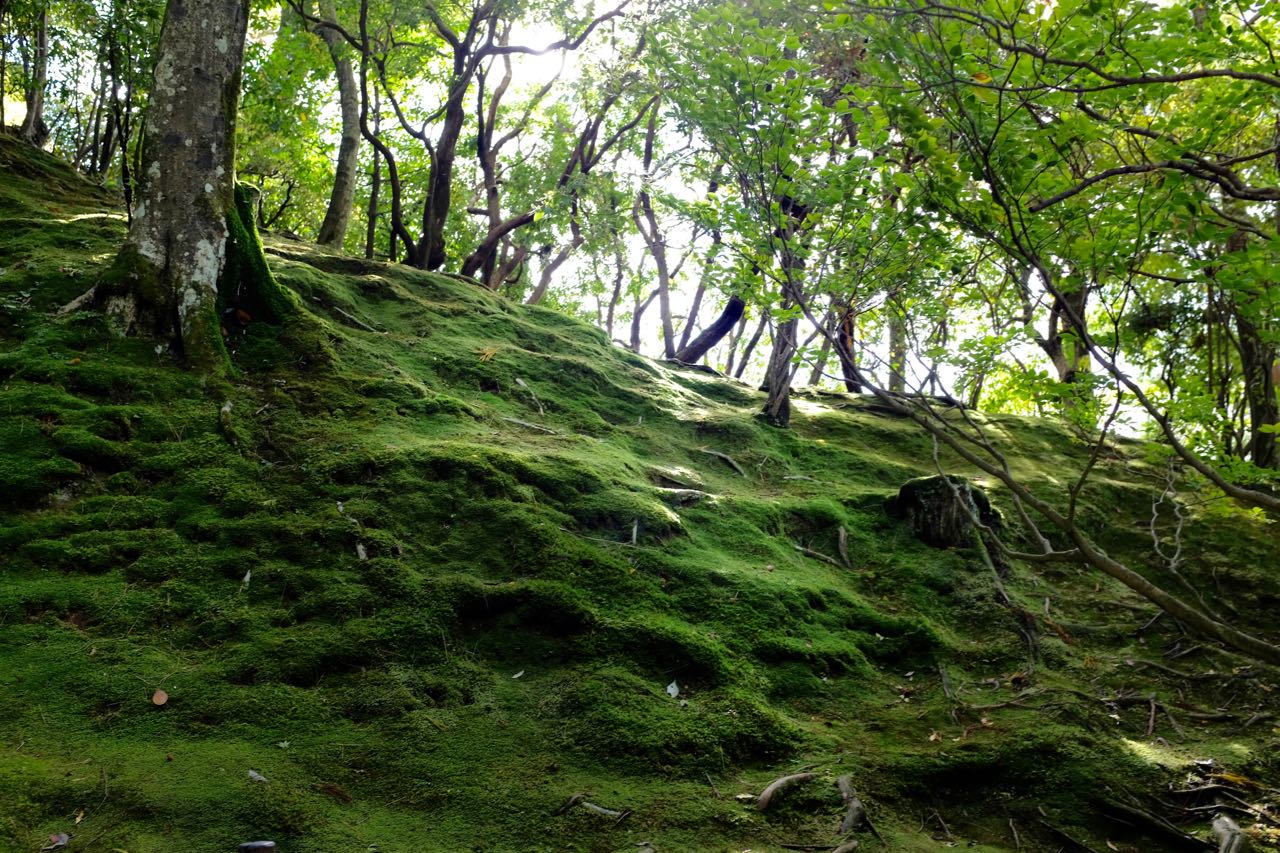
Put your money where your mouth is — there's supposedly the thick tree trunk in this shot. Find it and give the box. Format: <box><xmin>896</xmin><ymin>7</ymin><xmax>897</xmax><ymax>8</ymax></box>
<box><xmin>19</xmin><ymin>3</ymin><xmax>47</xmax><ymax>146</ymax></box>
<box><xmin>98</xmin><ymin>0</ymin><xmax>288</xmax><ymax>372</ymax></box>
<box><xmin>314</xmin><ymin>0</ymin><xmax>360</xmax><ymax>248</ymax></box>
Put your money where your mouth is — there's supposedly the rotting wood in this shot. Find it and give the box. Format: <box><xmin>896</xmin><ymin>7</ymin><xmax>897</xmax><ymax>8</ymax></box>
<box><xmin>756</xmin><ymin>772</ymin><xmax>817</xmax><ymax>812</ymax></box>
<box><xmin>699</xmin><ymin>447</ymin><xmax>746</xmax><ymax>477</ymax></box>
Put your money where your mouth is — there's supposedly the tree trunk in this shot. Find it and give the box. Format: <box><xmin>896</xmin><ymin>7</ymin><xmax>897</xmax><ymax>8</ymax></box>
<box><xmin>1235</xmin><ymin>294</ymin><xmax>1278</xmax><ymax>469</ymax></box>
<box><xmin>887</xmin><ymin>304</ymin><xmax>907</xmax><ymax>394</ymax></box>
<box><xmin>735</xmin><ymin>314</ymin><xmax>768</xmax><ymax>380</ymax></box>
<box><xmin>98</xmin><ymin>0</ymin><xmax>289</xmax><ymax>372</ymax></box>
<box><xmin>762</xmin><ymin>312</ymin><xmax>798</xmax><ymax>426</ymax></box>
<box><xmin>835</xmin><ymin>307</ymin><xmax>864</xmax><ymax>392</ymax></box>
<box><xmin>418</xmin><ymin>84</ymin><xmax>467</xmax><ymax>270</ymax></box>
<box><xmin>675</xmin><ymin>295</ymin><xmax>745</xmax><ymax>364</ymax></box>
<box><xmin>365</xmin><ymin>88</ymin><xmax>382</xmax><ymax>259</ymax></box>
<box><xmin>365</xmin><ymin>146</ymin><xmax>381</xmax><ymax>259</ymax></box>
<box><xmin>630</xmin><ymin>287</ymin><xmax>660</xmax><ymax>353</ymax></box>
<box><xmin>19</xmin><ymin>2</ymin><xmax>47</xmax><ymax>146</ymax></box>
<box><xmin>314</xmin><ymin>0</ymin><xmax>360</xmax><ymax>248</ymax></box>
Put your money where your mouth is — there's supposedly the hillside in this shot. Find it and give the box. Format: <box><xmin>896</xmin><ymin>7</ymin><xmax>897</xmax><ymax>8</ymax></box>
<box><xmin>2</xmin><ymin>138</ymin><xmax>1279</xmax><ymax>852</ymax></box>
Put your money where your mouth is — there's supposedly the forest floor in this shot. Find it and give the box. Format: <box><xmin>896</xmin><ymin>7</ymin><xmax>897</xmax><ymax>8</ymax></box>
<box><xmin>2</xmin><ymin>137</ymin><xmax>1279</xmax><ymax>852</ymax></box>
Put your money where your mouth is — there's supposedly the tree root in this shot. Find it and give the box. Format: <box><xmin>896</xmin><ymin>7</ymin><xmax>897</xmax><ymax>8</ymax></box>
<box><xmin>1212</xmin><ymin>814</ymin><xmax>1248</xmax><ymax>853</ymax></box>
<box><xmin>699</xmin><ymin>447</ymin><xmax>746</xmax><ymax>476</ymax></box>
<box><xmin>756</xmin><ymin>772</ymin><xmax>816</xmax><ymax>811</ymax></box>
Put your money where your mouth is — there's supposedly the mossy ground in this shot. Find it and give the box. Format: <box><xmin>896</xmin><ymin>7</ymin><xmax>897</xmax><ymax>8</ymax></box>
<box><xmin>2</xmin><ymin>136</ymin><xmax>1279</xmax><ymax>851</ymax></box>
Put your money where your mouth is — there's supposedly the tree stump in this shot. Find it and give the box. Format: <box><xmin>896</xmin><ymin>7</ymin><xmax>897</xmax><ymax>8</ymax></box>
<box><xmin>886</xmin><ymin>475</ymin><xmax>1001</xmax><ymax>549</ymax></box>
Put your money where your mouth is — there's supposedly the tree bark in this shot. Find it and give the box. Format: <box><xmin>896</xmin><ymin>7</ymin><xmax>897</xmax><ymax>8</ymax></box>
<box><xmin>98</xmin><ymin>0</ymin><xmax>289</xmax><ymax>372</ymax></box>
<box><xmin>314</xmin><ymin>0</ymin><xmax>360</xmax><ymax>248</ymax></box>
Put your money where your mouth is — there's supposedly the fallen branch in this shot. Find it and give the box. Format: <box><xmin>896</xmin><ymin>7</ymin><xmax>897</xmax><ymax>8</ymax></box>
<box><xmin>554</xmin><ymin>792</ymin><xmax>632</xmax><ymax>824</ymax></box>
<box><xmin>794</xmin><ymin>544</ymin><xmax>842</xmax><ymax>568</ymax></box>
<box><xmin>756</xmin><ymin>772</ymin><xmax>817</xmax><ymax>812</ymax></box>
<box><xmin>1096</xmin><ymin>799</ymin><xmax>1212</xmax><ymax>850</ymax></box>
<box><xmin>502</xmin><ymin>417</ymin><xmax>559</xmax><ymax>435</ymax></box>
<box><xmin>309</xmin><ymin>295</ymin><xmax>380</xmax><ymax>332</ymax></box>
<box><xmin>1038</xmin><ymin>819</ymin><xmax>1100</xmax><ymax>852</ymax></box>
<box><xmin>699</xmin><ymin>447</ymin><xmax>746</xmax><ymax>477</ymax></box>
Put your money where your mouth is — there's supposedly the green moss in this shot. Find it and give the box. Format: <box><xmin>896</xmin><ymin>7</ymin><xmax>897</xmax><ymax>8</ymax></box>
<box><xmin>0</xmin><ymin>138</ymin><xmax>1276</xmax><ymax>851</ymax></box>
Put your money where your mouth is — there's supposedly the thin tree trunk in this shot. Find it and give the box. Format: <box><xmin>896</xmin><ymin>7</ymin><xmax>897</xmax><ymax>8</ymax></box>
<box><xmin>314</xmin><ymin>0</ymin><xmax>361</xmax><ymax>248</ymax></box>
<box><xmin>808</xmin><ymin>320</ymin><xmax>833</xmax><ymax>386</ymax></box>
<box><xmin>19</xmin><ymin>2</ymin><xmax>47</xmax><ymax>146</ymax></box>
<box><xmin>364</xmin><ymin>90</ymin><xmax>381</xmax><ymax>259</ymax></box>
<box><xmin>735</xmin><ymin>314</ymin><xmax>768</xmax><ymax>380</ymax></box>
<box><xmin>634</xmin><ymin>107</ymin><xmax>676</xmax><ymax>358</ymax></box>
<box><xmin>887</xmin><ymin>305</ymin><xmax>907</xmax><ymax>394</ymax></box>
<box><xmin>723</xmin><ymin>310</ymin><xmax>750</xmax><ymax>375</ymax></box>
<box><xmin>605</xmin><ymin>233</ymin><xmax>625</xmax><ymax>340</ymax></box>
<box><xmin>630</xmin><ymin>287</ymin><xmax>660</xmax><ymax>353</ymax></box>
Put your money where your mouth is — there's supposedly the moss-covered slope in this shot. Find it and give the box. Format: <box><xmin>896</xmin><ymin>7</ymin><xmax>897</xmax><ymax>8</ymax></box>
<box><xmin>2</xmin><ymin>137</ymin><xmax>1278</xmax><ymax>852</ymax></box>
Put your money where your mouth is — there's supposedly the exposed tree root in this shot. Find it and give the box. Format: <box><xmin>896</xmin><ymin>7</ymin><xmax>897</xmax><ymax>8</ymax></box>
<box><xmin>756</xmin><ymin>772</ymin><xmax>816</xmax><ymax>812</ymax></box>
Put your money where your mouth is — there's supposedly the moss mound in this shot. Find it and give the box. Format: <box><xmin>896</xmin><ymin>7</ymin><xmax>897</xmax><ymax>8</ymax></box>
<box><xmin>2</xmin><ymin>137</ymin><xmax>1279</xmax><ymax>851</ymax></box>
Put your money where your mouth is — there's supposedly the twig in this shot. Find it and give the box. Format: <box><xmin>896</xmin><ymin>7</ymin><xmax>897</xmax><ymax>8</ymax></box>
<box><xmin>1008</xmin><ymin>817</ymin><xmax>1020</xmax><ymax>849</ymax></box>
<box><xmin>699</xmin><ymin>447</ymin><xmax>746</xmax><ymax>476</ymax></box>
